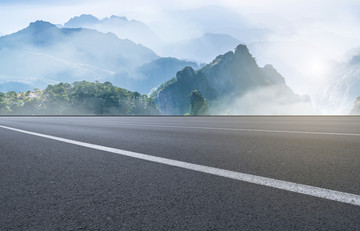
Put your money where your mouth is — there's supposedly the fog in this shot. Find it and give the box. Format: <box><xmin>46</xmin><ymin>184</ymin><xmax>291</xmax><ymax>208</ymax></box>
<box><xmin>208</xmin><ymin>84</ymin><xmax>315</xmax><ymax>115</ymax></box>
<box><xmin>1</xmin><ymin>0</ymin><xmax>360</xmax><ymax>114</ymax></box>
<box><xmin>2</xmin><ymin>1</ymin><xmax>359</xmax><ymax>84</ymax></box>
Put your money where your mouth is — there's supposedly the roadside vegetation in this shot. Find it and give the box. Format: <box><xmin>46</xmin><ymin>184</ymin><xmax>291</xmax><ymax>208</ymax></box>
<box><xmin>0</xmin><ymin>81</ymin><xmax>159</xmax><ymax>115</ymax></box>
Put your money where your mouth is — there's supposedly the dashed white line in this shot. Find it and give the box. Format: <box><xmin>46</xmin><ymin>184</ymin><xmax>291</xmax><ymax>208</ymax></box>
<box><xmin>1</xmin><ymin>124</ymin><xmax>360</xmax><ymax>206</ymax></box>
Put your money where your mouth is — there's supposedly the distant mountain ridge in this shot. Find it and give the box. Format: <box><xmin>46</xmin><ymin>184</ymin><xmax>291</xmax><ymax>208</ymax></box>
<box><xmin>0</xmin><ymin>20</ymin><xmax>198</xmax><ymax>94</ymax></box>
<box><xmin>152</xmin><ymin>44</ymin><xmax>312</xmax><ymax>115</ymax></box>
<box><xmin>64</xmin><ymin>14</ymin><xmax>100</xmax><ymax>28</ymax></box>
<box><xmin>64</xmin><ymin>14</ymin><xmax>163</xmax><ymax>52</ymax></box>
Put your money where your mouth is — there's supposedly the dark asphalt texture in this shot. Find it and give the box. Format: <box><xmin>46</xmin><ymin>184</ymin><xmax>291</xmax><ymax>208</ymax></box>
<box><xmin>1</xmin><ymin>116</ymin><xmax>360</xmax><ymax>230</ymax></box>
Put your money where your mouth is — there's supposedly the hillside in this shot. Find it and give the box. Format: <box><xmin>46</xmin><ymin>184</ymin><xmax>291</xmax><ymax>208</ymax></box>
<box><xmin>0</xmin><ymin>20</ymin><xmax>158</xmax><ymax>93</ymax></box>
<box><xmin>152</xmin><ymin>44</ymin><xmax>312</xmax><ymax>115</ymax></box>
<box><xmin>0</xmin><ymin>20</ymin><xmax>201</xmax><ymax>95</ymax></box>
<box><xmin>0</xmin><ymin>81</ymin><xmax>159</xmax><ymax>115</ymax></box>
<box><xmin>132</xmin><ymin>58</ymin><xmax>199</xmax><ymax>94</ymax></box>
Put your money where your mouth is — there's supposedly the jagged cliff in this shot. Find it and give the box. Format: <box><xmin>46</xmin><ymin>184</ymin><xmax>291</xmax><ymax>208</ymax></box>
<box><xmin>315</xmin><ymin>51</ymin><xmax>360</xmax><ymax>114</ymax></box>
<box><xmin>152</xmin><ymin>44</ymin><xmax>312</xmax><ymax>115</ymax></box>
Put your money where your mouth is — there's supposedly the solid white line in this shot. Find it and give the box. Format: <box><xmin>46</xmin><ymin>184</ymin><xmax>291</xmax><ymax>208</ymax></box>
<box><xmin>110</xmin><ymin>123</ymin><xmax>360</xmax><ymax>137</ymax></box>
<box><xmin>1</xmin><ymin>124</ymin><xmax>360</xmax><ymax>206</ymax></box>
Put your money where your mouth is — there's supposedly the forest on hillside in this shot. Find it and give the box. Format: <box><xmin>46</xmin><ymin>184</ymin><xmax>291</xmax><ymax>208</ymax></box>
<box><xmin>0</xmin><ymin>81</ymin><xmax>159</xmax><ymax>115</ymax></box>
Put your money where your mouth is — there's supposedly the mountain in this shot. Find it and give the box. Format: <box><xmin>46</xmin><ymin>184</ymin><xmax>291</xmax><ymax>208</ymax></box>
<box><xmin>64</xmin><ymin>14</ymin><xmax>100</xmax><ymax>28</ymax></box>
<box><xmin>163</xmin><ymin>33</ymin><xmax>241</xmax><ymax>63</ymax></box>
<box><xmin>0</xmin><ymin>20</ymin><xmax>159</xmax><ymax>92</ymax></box>
<box><xmin>64</xmin><ymin>14</ymin><xmax>164</xmax><ymax>52</ymax></box>
<box><xmin>314</xmin><ymin>51</ymin><xmax>360</xmax><ymax>114</ymax></box>
<box><xmin>163</xmin><ymin>6</ymin><xmax>272</xmax><ymax>43</ymax></box>
<box><xmin>129</xmin><ymin>58</ymin><xmax>199</xmax><ymax>94</ymax></box>
<box><xmin>152</xmin><ymin>44</ymin><xmax>312</xmax><ymax>115</ymax></box>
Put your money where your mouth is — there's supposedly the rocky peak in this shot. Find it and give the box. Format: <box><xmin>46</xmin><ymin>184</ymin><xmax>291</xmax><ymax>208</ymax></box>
<box><xmin>176</xmin><ymin>66</ymin><xmax>196</xmax><ymax>81</ymax></box>
<box><xmin>27</xmin><ymin>21</ymin><xmax>57</xmax><ymax>31</ymax></box>
<box><xmin>64</xmin><ymin>14</ymin><xmax>100</xmax><ymax>28</ymax></box>
<box><xmin>234</xmin><ymin>44</ymin><xmax>251</xmax><ymax>57</ymax></box>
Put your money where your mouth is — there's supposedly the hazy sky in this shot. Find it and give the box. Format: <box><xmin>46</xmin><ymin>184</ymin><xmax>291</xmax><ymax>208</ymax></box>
<box><xmin>1</xmin><ymin>0</ymin><xmax>359</xmax><ymax>35</ymax></box>
<box><xmin>1</xmin><ymin>0</ymin><xmax>360</xmax><ymax>94</ymax></box>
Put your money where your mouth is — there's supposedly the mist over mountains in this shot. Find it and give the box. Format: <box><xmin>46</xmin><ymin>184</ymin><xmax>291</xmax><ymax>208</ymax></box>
<box><xmin>64</xmin><ymin>14</ymin><xmax>164</xmax><ymax>52</ymax></box>
<box><xmin>163</xmin><ymin>33</ymin><xmax>240</xmax><ymax>63</ymax></box>
<box><xmin>0</xmin><ymin>20</ymin><xmax>199</xmax><ymax>95</ymax></box>
<box><xmin>162</xmin><ymin>6</ymin><xmax>272</xmax><ymax>44</ymax></box>
<box><xmin>0</xmin><ymin>21</ymin><xmax>156</xmax><ymax>91</ymax></box>
<box><xmin>152</xmin><ymin>45</ymin><xmax>312</xmax><ymax>115</ymax></box>
<box><xmin>62</xmin><ymin>14</ymin><xmax>245</xmax><ymax>63</ymax></box>
<box><xmin>1</xmin><ymin>12</ymin><xmax>360</xmax><ymax>115</ymax></box>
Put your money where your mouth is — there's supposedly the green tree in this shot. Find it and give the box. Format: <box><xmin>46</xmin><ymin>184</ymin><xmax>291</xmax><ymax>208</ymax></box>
<box><xmin>189</xmin><ymin>90</ymin><xmax>209</xmax><ymax>115</ymax></box>
<box><xmin>0</xmin><ymin>92</ymin><xmax>10</xmax><ymax>113</ymax></box>
<box><xmin>0</xmin><ymin>81</ymin><xmax>160</xmax><ymax>115</ymax></box>
<box><xmin>43</xmin><ymin>83</ymin><xmax>71</xmax><ymax>114</ymax></box>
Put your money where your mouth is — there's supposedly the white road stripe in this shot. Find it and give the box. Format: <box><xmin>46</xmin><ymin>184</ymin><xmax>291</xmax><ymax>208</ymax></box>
<box><xmin>1</xmin><ymin>124</ymin><xmax>360</xmax><ymax>206</ymax></box>
<box><xmin>110</xmin><ymin>123</ymin><xmax>360</xmax><ymax>137</ymax></box>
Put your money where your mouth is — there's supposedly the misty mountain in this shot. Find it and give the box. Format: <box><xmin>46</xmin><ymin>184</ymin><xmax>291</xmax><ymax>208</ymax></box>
<box><xmin>0</xmin><ymin>20</ymin><xmax>159</xmax><ymax>92</ymax></box>
<box><xmin>127</xmin><ymin>58</ymin><xmax>199</xmax><ymax>94</ymax></box>
<box><xmin>64</xmin><ymin>14</ymin><xmax>100</xmax><ymax>27</ymax></box>
<box><xmin>152</xmin><ymin>44</ymin><xmax>312</xmax><ymax>115</ymax></box>
<box><xmin>163</xmin><ymin>33</ymin><xmax>241</xmax><ymax>63</ymax></box>
<box><xmin>64</xmin><ymin>14</ymin><xmax>164</xmax><ymax>52</ymax></box>
<box><xmin>315</xmin><ymin>52</ymin><xmax>360</xmax><ymax>114</ymax></box>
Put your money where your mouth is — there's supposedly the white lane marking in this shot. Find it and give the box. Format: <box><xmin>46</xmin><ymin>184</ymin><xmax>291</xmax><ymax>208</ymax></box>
<box><xmin>1</xmin><ymin>124</ymin><xmax>360</xmax><ymax>207</ymax></box>
<box><xmin>104</xmin><ymin>123</ymin><xmax>360</xmax><ymax>137</ymax></box>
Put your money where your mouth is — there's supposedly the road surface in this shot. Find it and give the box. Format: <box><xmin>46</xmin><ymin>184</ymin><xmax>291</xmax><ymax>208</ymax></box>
<box><xmin>1</xmin><ymin>116</ymin><xmax>360</xmax><ymax>230</ymax></box>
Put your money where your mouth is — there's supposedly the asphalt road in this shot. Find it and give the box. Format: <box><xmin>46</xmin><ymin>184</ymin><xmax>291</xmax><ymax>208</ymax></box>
<box><xmin>1</xmin><ymin>116</ymin><xmax>360</xmax><ymax>230</ymax></box>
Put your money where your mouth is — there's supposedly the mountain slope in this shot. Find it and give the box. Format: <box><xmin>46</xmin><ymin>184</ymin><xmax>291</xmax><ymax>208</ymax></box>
<box><xmin>152</xmin><ymin>45</ymin><xmax>312</xmax><ymax>115</ymax></box>
<box><xmin>130</xmin><ymin>58</ymin><xmax>199</xmax><ymax>94</ymax></box>
<box><xmin>0</xmin><ymin>20</ymin><xmax>159</xmax><ymax>92</ymax></box>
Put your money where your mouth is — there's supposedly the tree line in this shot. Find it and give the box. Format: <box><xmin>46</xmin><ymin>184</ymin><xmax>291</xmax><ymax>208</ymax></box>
<box><xmin>0</xmin><ymin>81</ymin><xmax>159</xmax><ymax>115</ymax></box>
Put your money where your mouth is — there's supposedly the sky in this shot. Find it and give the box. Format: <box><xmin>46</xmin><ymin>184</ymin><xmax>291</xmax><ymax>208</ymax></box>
<box><xmin>0</xmin><ymin>0</ymin><xmax>360</xmax><ymax>94</ymax></box>
<box><xmin>1</xmin><ymin>0</ymin><xmax>359</xmax><ymax>35</ymax></box>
